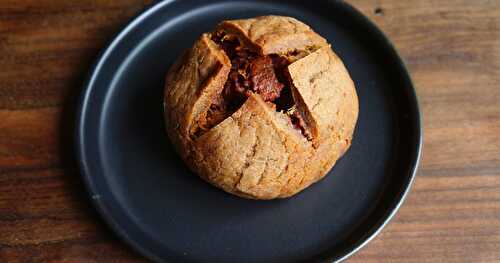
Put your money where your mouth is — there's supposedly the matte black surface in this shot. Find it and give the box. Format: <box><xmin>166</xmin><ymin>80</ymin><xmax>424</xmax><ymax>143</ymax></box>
<box><xmin>76</xmin><ymin>0</ymin><xmax>422</xmax><ymax>262</ymax></box>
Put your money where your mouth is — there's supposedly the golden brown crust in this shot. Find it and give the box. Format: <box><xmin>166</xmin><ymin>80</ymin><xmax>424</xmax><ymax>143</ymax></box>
<box><xmin>164</xmin><ymin>16</ymin><xmax>358</xmax><ymax>199</ymax></box>
<box><xmin>164</xmin><ymin>34</ymin><xmax>230</xmax><ymax>158</ymax></box>
<box><xmin>188</xmin><ymin>94</ymin><xmax>306</xmax><ymax>198</ymax></box>
<box><xmin>288</xmin><ymin>46</ymin><xmax>359</xmax><ymax>148</ymax></box>
<box><xmin>217</xmin><ymin>16</ymin><xmax>328</xmax><ymax>55</ymax></box>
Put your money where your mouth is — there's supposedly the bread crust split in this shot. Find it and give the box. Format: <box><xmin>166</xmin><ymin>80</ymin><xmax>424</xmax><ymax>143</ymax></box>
<box><xmin>164</xmin><ymin>16</ymin><xmax>358</xmax><ymax>199</ymax></box>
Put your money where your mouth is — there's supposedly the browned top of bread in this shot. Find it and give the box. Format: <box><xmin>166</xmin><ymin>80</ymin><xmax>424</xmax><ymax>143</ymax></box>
<box><xmin>217</xmin><ymin>16</ymin><xmax>328</xmax><ymax>54</ymax></box>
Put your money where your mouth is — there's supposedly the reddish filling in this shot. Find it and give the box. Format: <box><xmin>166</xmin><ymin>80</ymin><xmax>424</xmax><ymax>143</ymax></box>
<box><xmin>215</xmin><ymin>34</ymin><xmax>291</xmax><ymax>105</ymax></box>
<box><xmin>290</xmin><ymin>110</ymin><xmax>311</xmax><ymax>139</ymax></box>
<box><xmin>197</xmin><ymin>33</ymin><xmax>307</xmax><ymax>137</ymax></box>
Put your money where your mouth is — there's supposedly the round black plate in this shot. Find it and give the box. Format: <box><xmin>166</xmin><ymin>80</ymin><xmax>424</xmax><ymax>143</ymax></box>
<box><xmin>76</xmin><ymin>0</ymin><xmax>421</xmax><ymax>262</ymax></box>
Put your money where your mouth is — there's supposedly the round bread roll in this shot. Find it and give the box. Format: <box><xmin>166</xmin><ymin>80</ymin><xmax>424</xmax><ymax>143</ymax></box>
<box><xmin>164</xmin><ymin>16</ymin><xmax>358</xmax><ymax>199</ymax></box>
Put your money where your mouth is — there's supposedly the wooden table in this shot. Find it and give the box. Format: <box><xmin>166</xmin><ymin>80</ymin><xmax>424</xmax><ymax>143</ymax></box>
<box><xmin>1</xmin><ymin>1</ymin><xmax>499</xmax><ymax>262</ymax></box>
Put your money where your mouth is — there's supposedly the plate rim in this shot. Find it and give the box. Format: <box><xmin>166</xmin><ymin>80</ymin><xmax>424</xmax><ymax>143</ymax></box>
<box><xmin>75</xmin><ymin>0</ymin><xmax>423</xmax><ymax>262</ymax></box>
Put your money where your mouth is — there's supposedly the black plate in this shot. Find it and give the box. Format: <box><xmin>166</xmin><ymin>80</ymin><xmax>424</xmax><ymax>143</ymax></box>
<box><xmin>76</xmin><ymin>0</ymin><xmax>421</xmax><ymax>262</ymax></box>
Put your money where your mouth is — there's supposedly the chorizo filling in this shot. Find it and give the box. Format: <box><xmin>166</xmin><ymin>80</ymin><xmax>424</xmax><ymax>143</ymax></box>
<box><xmin>194</xmin><ymin>32</ymin><xmax>310</xmax><ymax>139</ymax></box>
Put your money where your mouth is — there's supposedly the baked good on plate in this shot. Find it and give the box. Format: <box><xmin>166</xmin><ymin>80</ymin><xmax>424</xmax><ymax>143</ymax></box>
<box><xmin>164</xmin><ymin>15</ymin><xmax>358</xmax><ymax>199</ymax></box>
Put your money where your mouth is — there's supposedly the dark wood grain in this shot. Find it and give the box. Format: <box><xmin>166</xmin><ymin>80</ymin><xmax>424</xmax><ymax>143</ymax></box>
<box><xmin>0</xmin><ymin>1</ymin><xmax>152</xmax><ymax>262</ymax></box>
<box><xmin>1</xmin><ymin>1</ymin><xmax>499</xmax><ymax>262</ymax></box>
